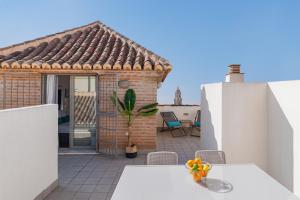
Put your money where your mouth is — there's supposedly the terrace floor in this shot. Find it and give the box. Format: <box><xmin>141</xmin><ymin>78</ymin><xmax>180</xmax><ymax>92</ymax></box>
<box><xmin>45</xmin><ymin>131</ymin><xmax>201</xmax><ymax>200</ymax></box>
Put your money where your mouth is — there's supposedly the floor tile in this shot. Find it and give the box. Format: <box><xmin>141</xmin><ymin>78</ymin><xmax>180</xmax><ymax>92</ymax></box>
<box><xmin>47</xmin><ymin>132</ymin><xmax>201</xmax><ymax>200</ymax></box>
<box><xmin>89</xmin><ymin>192</ymin><xmax>107</xmax><ymax>200</ymax></box>
<box><xmin>94</xmin><ymin>184</ymin><xmax>111</xmax><ymax>193</ymax></box>
<box><xmin>99</xmin><ymin>177</ymin><xmax>114</xmax><ymax>185</ymax></box>
<box><xmin>73</xmin><ymin>192</ymin><xmax>91</xmax><ymax>200</ymax></box>
<box><xmin>78</xmin><ymin>185</ymin><xmax>96</xmax><ymax>193</ymax></box>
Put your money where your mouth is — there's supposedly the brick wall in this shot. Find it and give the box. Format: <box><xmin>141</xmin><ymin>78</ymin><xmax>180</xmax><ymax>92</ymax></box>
<box><xmin>115</xmin><ymin>71</ymin><xmax>159</xmax><ymax>150</ymax></box>
<box><xmin>97</xmin><ymin>71</ymin><xmax>160</xmax><ymax>151</ymax></box>
<box><xmin>0</xmin><ymin>72</ymin><xmax>41</xmax><ymax>109</ymax></box>
<box><xmin>0</xmin><ymin>70</ymin><xmax>161</xmax><ymax>150</ymax></box>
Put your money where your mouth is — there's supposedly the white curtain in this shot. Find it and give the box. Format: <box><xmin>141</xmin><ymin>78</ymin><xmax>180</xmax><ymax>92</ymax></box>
<box><xmin>46</xmin><ymin>75</ymin><xmax>58</xmax><ymax>104</ymax></box>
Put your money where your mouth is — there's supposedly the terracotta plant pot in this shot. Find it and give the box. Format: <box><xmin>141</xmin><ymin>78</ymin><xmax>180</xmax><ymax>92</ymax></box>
<box><xmin>125</xmin><ymin>145</ymin><xmax>138</xmax><ymax>158</ymax></box>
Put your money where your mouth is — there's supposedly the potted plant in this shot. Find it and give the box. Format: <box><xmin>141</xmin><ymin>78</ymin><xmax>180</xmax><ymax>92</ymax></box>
<box><xmin>111</xmin><ymin>89</ymin><xmax>158</xmax><ymax>158</ymax></box>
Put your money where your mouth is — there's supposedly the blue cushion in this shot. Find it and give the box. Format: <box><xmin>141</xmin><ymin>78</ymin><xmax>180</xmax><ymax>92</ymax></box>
<box><xmin>195</xmin><ymin>121</ymin><xmax>201</xmax><ymax>127</ymax></box>
<box><xmin>167</xmin><ymin>121</ymin><xmax>181</xmax><ymax>127</ymax></box>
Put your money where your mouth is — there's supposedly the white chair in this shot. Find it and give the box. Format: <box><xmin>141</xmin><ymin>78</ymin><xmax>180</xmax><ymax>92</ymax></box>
<box><xmin>147</xmin><ymin>151</ymin><xmax>178</xmax><ymax>165</ymax></box>
<box><xmin>195</xmin><ymin>150</ymin><xmax>226</xmax><ymax>164</ymax></box>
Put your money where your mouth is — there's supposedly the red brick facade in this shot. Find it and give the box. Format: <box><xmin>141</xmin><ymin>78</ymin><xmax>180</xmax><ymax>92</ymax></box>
<box><xmin>115</xmin><ymin>71</ymin><xmax>159</xmax><ymax>149</ymax></box>
<box><xmin>0</xmin><ymin>72</ymin><xmax>41</xmax><ymax>109</ymax></box>
<box><xmin>0</xmin><ymin>70</ymin><xmax>161</xmax><ymax>150</ymax></box>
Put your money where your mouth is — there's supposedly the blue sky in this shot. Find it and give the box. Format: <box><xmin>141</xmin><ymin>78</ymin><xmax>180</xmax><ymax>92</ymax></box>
<box><xmin>1</xmin><ymin>0</ymin><xmax>300</xmax><ymax>104</ymax></box>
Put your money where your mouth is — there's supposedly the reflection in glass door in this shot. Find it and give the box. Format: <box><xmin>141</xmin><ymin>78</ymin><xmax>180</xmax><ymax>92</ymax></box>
<box><xmin>70</xmin><ymin>76</ymin><xmax>96</xmax><ymax>149</ymax></box>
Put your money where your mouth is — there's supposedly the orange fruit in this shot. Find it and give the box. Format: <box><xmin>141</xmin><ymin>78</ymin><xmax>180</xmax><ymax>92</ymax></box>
<box><xmin>187</xmin><ymin>160</ymin><xmax>194</xmax><ymax>167</ymax></box>
<box><xmin>194</xmin><ymin>158</ymin><xmax>202</xmax><ymax>165</ymax></box>
<box><xmin>201</xmin><ymin>170</ymin><xmax>208</xmax><ymax>177</ymax></box>
<box><xmin>197</xmin><ymin>165</ymin><xmax>203</xmax><ymax>171</ymax></box>
<box><xmin>193</xmin><ymin>172</ymin><xmax>202</xmax><ymax>182</ymax></box>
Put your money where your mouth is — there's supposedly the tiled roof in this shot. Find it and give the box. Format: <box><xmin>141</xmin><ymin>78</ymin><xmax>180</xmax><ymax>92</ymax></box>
<box><xmin>0</xmin><ymin>21</ymin><xmax>171</xmax><ymax>79</ymax></box>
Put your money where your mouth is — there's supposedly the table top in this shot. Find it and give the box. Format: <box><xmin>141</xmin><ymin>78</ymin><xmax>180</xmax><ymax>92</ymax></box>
<box><xmin>111</xmin><ymin>164</ymin><xmax>299</xmax><ymax>200</ymax></box>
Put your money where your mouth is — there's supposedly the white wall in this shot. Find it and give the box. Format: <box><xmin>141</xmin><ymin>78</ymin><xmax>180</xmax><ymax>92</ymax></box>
<box><xmin>222</xmin><ymin>83</ymin><xmax>268</xmax><ymax>170</ymax></box>
<box><xmin>200</xmin><ymin>83</ymin><xmax>223</xmax><ymax>150</ymax></box>
<box><xmin>157</xmin><ymin>105</ymin><xmax>200</xmax><ymax>127</ymax></box>
<box><xmin>201</xmin><ymin>80</ymin><xmax>300</xmax><ymax>195</ymax></box>
<box><xmin>267</xmin><ymin>81</ymin><xmax>300</xmax><ymax>195</ymax></box>
<box><xmin>0</xmin><ymin>105</ymin><xmax>58</xmax><ymax>200</ymax></box>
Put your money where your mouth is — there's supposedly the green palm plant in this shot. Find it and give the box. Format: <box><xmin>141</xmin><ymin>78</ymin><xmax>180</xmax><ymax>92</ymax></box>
<box><xmin>111</xmin><ymin>89</ymin><xmax>158</xmax><ymax>148</ymax></box>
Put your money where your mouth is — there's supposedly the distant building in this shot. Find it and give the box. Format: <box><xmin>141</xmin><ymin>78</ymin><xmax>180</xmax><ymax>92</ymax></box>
<box><xmin>174</xmin><ymin>87</ymin><xmax>182</xmax><ymax>105</ymax></box>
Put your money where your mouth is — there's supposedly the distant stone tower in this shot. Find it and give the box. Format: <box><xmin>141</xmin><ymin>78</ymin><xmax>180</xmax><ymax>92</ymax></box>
<box><xmin>174</xmin><ymin>87</ymin><xmax>182</xmax><ymax>105</ymax></box>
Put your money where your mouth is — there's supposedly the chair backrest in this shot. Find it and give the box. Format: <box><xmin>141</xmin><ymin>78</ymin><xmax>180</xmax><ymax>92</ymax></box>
<box><xmin>194</xmin><ymin>110</ymin><xmax>201</xmax><ymax>123</ymax></box>
<box><xmin>147</xmin><ymin>151</ymin><xmax>178</xmax><ymax>165</ymax></box>
<box><xmin>195</xmin><ymin>150</ymin><xmax>226</xmax><ymax>164</ymax></box>
<box><xmin>160</xmin><ymin>111</ymin><xmax>179</xmax><ymax>123</ymax></box>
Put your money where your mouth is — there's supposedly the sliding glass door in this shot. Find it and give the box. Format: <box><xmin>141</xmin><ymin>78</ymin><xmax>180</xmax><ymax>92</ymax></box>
<box><xmin>70</xmin><ymin>76</ymin><xmax>96</xmax><ymax>148</ymax></box>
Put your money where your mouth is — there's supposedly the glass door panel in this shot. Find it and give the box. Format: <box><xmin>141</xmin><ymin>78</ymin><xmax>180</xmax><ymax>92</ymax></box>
<box><xmin>70</xmin><ymin>76</ymin><xmax>96</xmax><ymax>148</ymax></box>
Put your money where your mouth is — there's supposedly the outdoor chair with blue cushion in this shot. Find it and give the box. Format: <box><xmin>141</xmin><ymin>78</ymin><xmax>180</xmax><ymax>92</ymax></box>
<box><xmin>191</xmin><ymin>110</ymin><xmax>201</xmax><ymax>137</ymax></box>
<box><xmin>160</xmin><ymin>111</ymin><xmax>186</xmax><ymax>137</ymax></box>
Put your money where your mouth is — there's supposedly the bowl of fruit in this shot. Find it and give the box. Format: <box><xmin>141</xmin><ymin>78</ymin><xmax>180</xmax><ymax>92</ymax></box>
<box><xmin>186</xmin><ymin>157</ymin><xmax>212</xmax><ymax>182</ymax></box>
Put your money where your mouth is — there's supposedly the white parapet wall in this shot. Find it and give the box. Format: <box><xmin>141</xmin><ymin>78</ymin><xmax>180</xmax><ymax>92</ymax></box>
<box><xmin>222</xmin><ymin>83</ymin><xmax>268</xmax><ymax>170</ymax></box>
<box><xmin>267</xmin><ymin>81</ymin><xmax>300</xmax><ymax>195</ymax></box>
<box><xmin>200</xmin><ymin>83</ymin><xmax>223</xmax><ymax>150</ymax></box>
<box><xmin>201</xmin><ymin>82</ymin><xmax>268</xmax><ymax>170</ymax></box>
<box><xmin>157</xmin><ymin>105</ymin><xmax>200</xmax><ymax>127</ymax></box>
<box><xmin>201</xmin><ymin>80</ymin><xmax>300</xmax><ymax>196</ymax></box>
<box><xmin>0</xmin><ymin>105</ymin><xmax>58</xmax><ymax>200</ymax></box>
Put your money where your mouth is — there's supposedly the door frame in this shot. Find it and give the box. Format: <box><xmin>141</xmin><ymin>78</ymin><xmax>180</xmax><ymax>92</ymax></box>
<box><xmin>42</xmin><ymin>73</ymin><xmax>98</xmax><ymax>151</ymax></box>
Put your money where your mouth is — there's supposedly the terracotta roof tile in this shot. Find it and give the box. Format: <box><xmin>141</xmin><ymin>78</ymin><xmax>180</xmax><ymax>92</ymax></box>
<box><xmin>0</xmin><ymin>21</ymin><xmax>171</xmax><ymax>79</ymax></box>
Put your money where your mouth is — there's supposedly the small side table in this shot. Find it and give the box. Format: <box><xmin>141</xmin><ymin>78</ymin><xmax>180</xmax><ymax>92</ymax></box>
<box><xmin>180</xmin><ymin>120</ymin><xmax>193</xmax><ymax>134</ymax></box>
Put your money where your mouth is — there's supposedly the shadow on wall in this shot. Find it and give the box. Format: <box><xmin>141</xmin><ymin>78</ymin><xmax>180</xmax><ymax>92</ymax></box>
<box><xmin>267</xmin><ymin>86</ymin><xmax>294</xmax><ymax>191</ymax></box>
<box><xmin>200</xmin><ymin>87</ymin><xmax>218</xmax><ymax>150</ymax></box>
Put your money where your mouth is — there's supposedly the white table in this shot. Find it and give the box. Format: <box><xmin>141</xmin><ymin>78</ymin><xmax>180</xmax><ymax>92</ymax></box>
<box><xmin>112</xmin><ymin>164</ymin><xmax>299</xmax><ymax>200</ymax></box>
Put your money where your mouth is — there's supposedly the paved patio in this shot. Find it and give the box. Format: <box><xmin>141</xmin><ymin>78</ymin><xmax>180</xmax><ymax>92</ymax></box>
<box><xmin>45</xmin><ymin>132</ymin><xmax>201</xmax><ymax>200</ymax></box>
